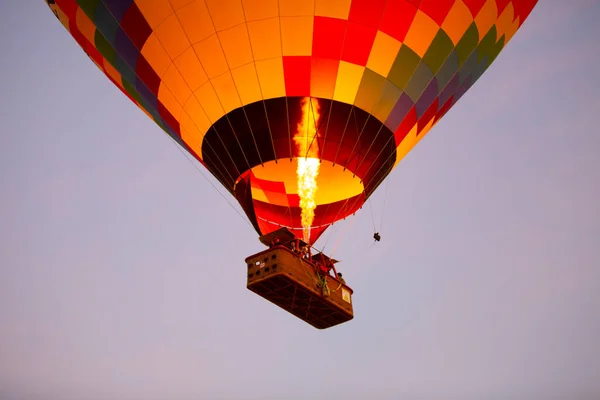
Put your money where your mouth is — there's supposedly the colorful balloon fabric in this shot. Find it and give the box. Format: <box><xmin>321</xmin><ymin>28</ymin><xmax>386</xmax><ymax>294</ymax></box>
<box><xmin>46</xmin><ymin>0</ymin><xmax>538</xmax><ymax>243</ymax></box>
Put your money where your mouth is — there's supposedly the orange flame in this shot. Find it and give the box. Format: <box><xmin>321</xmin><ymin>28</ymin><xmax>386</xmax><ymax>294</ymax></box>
<box><xmin>293</xmin><ymin>98</ymin><xmax>321</xmax><ymax>243</ymax></box>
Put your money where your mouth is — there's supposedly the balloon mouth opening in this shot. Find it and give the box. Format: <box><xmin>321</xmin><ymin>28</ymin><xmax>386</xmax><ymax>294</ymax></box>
<box><xmin>241</xmin><ymin>158</ymin><xmax>364</xmax><ymax>208</ymax></box>
<box><xmin>234</xmin><ymin>158</ymin><xmax>365</xmax><ymax>242</ymax></box>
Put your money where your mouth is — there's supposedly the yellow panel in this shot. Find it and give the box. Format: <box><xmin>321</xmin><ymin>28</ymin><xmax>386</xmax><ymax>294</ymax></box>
<box><xmin>333</xmin><ymin>61</ymin><xmax>364</xmax><ymax>104</ymax></box>
<box><xmin>134</xmin><ymin>0</ymin><xmax>173</xmax><ymax>29</ymax></box>
<box><xmin>158</xmin><ymin>83</ymin><xmax>183</xmax><ymax>121</ymax></box>
<box><xmin>231</xmin><ymin>63</ymin><xmax>262</xmax><ymax>104</ymax></box>
<box><xmin>169</xmin><ymin>0</ymin><xmax>194</xmax><ymax>10</ymax></box>
<box><xmin>394</xmin><ymin>118</ymin><xmax>435</xmax><ymax>168</ymax></box>
<box><xmin>184</xmin><ymin>95</ymin><xmax>212</xmax><ymax>134</ymax></box>
<box><xmin>251</xmin><ymin>187</ymin><xmax>270</xmax><ymax>203</ymax></box>
<box><xmin>366</xmin><ymin>31</ymin><xmax>401</xmax><ymax>78</ymax></box>
<box><xmin>280</xmin><ymin>16</ymin><xmax>314</xmax><ymax>56</ymax></box>
<box><xmin>103</xmin><ymin>59</ymin><xmax>123</xmax><ymax>88</ymax></box>
<box><xmin>205</xmin><ymin>0</ymin><xmax>246</xmax><ymax>31</ymax></box>
<box><xmin>279</xmin><ymin>0</ymin><xmax>314</xmax><ymax>16</ymax></box>
<box><xmin>441</xmin><ymin>0</ymin><xmax>473</xmax><ymax>45</ymax></box>
<box><xmin>496</xmin><ymin>3</ymin><xmax>517</xmax><ymax>43</ymax></box>
<box><xmin>176</xmin><ymin>0</ymin><xmax>215</xmax><ymax>44</ymax></box>
<box><xmin>242</xmin><ymin>0</ymin><xmax>279</xmax><ymax>20</ymax></box>
<box><xmin>255</xmin><ymin>58</ymin><xmax>286</xmax><ymax>99</ymax></box>
<box><xmin>247</xmin><ymin>18</ymin><xmax>281</xmax><ymax>60</ymax></box>
<box><xmin>474</xmin><ymin>0</ymin><xmax>498</xmax><ymax>40</ymax></box>
<box><xmin>212</xmin><ymin>72</ymin><xmax>242</xmax><ymax>113</ymax></box>
<box><xmin>195</xmin><ymin>82</ymin><xmax>225</xmax><ymax>123</ymax></box>
<box><xmin>161</xmin><ymin>63</ymin><xmax>192</xmax><ymax>106</ymax></box>
<box><xmin>403</xmin><ymin>10</ymin><xmax>440</xmax><ymax>58</ymax></box>
<box><xmin>154</xmin><ymin>13</ymin><xmax>191</xmax><ymax>60</ymax></box>
<box><xmin>193</xmin><ymin>34</ymin><xmax>229</xmax><ymax>78</ymax></box>
<box><xmin>174</xmin><ymin>47</ymin><xmax>208</xmax><ymax>91</ymax></box>
<box><xmin>218</xmin><ymin>24</ymin><xmax>254</xmax><ymax>69</ymax></box>
<box><xmin>315</xmin><ymin>0</ymin><xmax>351</xmax><ymax>19</ymax></box>
<box><xmin>76</xmin><ymin>7</ymin><xmax>96</xmax><ymax>45</ymax></box>
<box><xmin>141</xmin><ymin>33</ymin><xmax>172</xmax><ymax>77</ymax></box>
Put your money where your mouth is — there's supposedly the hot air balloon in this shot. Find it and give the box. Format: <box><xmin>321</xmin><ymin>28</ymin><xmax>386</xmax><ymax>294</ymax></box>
<box><xmin>45</xmin><ymin>0</ymin><xmax>538</xmax><ymax>329</ymax></box>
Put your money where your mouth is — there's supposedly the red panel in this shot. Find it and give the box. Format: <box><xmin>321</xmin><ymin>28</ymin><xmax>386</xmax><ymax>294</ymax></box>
<box><xmin>69</xmin><ymin>22</ymin><xmax>87</xmax><ymax>50</ymax></box>
<box><xmin>462</xmin><ymin>0</ymin><xmax>486</xmax><ymax>17</ymax></box>
<box><xmin>311</xmin><ymin>57</ymin><xmax>339</xmax><ymax>96</ymax></box>
<box><xmin>341</xmin><ymin>22</ymin><xmax>377</xmax><ymax>66</ymax></box>
<box><xmin>121</xmin><ymin>3</ymin><xmax>153</xmax><ymax>49</ymax></box>
<box><xmin>55</xmin><ymin>0</ymin><xmax>77</xmax><ymax>19</ymax></box>
<box><xmin>417</xmin><ymin>98</ymin><xmax>438</xmax><ymax>134</ymax></box>
<box><xmin>312</xmin><ymin>17</ymin><xmax>346</xmax><ymax>59</ymax></box>
<box><xmin>394</xmin><ymin>106</ymin><xmax>417</xmax><ymax>147</ymax></box>
<box><xmin>434</xmin><ymin>95</ymin><xmax>454</xmax><ymax>124</ymax></box>
<box><xmin>158</xmin><ymin>101</ymin><xmax>181</xmax><ymax>136</ymax></box>
<box><xmin>513</xmin><ymin>0</ymin><xmax>538</xmax><ymax>22</ymax></box>
<box><xmin>135</xmin><ymin>55</ymin><xmax>161</xmax><ymax>95</ymax></box>
<box><xmin>380</xmin><ymin>0</ymin><xmax>418</xmax><ymax>42</ymax></box>
<box><xmin>86</xmin><ymin>43</ymin><xmax>104</xmax><ymax>66</ymax></box>
<box><xmin>419</xmin><ymin>0</ymin><xmax>455</xmax><ymax>26</ymax></box>
<box><xmin>348</xmin><ymin>0</ymin><xmax>387</xmax><ymax>28</ymax></box>
<box><xmin>496</xmin><ymin>0</ymin><xmax>510</xmax><ymax>15</ymax></box>
<box><xmin>251</xmin><ymin>173</ymin><xmax>287</xmax><ymax>194</ymax></box>
<box><xmin>283</xmin><ymin>56</ymin><xmax>311</xmax><ymax>96</ymax></box>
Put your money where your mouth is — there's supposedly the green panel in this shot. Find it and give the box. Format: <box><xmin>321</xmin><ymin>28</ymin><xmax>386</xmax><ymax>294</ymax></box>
<box><xmin>423</xmin><ymin>29</ymin><xmax>455</xmax><ymax>74</ymax></box>
<box><xmin>122</xmin><ymin>79</ymin><xmax>142</xmax><ymax>104</ymax></box>
<box><xmin>477</xmin><ymin>25</ymin><xmax>497</xmax><ymax>63</ymax></box>
<box><xmin>94</xmin><ymin>2</ymin><xmax>119</xmax><ymax>43</ymax></box>
<box><xmin>94</xmin><ymin>30</ymin><xmax>115</xmax><ymax>63</ymax></box>
<box><xmin>404</xmin><ymin>62</ymin><xmax>434</xmax><ymax>103</ymax></box>
<box><xmin>387</xmin><ymin>45</ymin><xmax>421</xmax><ymax>91</ymax></box>
<box><xmin>371</xmin><ymin>80</ymin><xmax>403</xmax><ymax>122</ymax></box>
<box><xmin>113</xmin><ymin>55</ymin><xmax>137</xmax><ymax>87</ymax></box>
<box><xmin>76</xmin><ymin>0</ymin><xmax>100</xmax><ymax>20</ymax></box>
<box><xmin>455</xmin><ymin>23</ymin><xmax>479</xmax><ymax>67</ymax></box>
<box><xmin>477</xmin><ymin>26</ymin><xmax>505</xmax><ymax>66</ymax></box>
<box><xmin>354</xmin><ymin>68</ymin><xmax>387</xmax><ymax>112</ymax></box>
<box><xmin>436</xmin><ymin>51</ymin><xmax>458</xmax><ymax>90</ymax></box>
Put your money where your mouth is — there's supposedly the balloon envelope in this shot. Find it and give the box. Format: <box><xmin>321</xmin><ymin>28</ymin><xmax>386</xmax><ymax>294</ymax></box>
<box><xmin>46</xmin><ymin>0</ymin><xmax>537</xmax><ymax>243</ymax></box>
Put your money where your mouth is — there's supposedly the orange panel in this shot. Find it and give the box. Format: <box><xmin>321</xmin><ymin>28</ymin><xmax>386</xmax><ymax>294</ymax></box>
<box><xmin>442</xmin><ymin>0</ymin><xmax>474</xmax><ymax>45</ymax></box>
<box><xmin>75</xmin><ymin>7</ymin><xmax>95</xmax><ymax>45</ymax></box>
<box><xmin>205</xmin><ymin>0</ymin><xmax>246</xmax><ymax>31</ymax></box>
<box><xmin>474</xmin><ymin>0</ymin><xmax>498</xmax><ymax>40</ymax></box>
<box><xmin>403</xmin><ymin>10</ymin><xmax>440</xmax><ymax>58</ymax></box>
<box><xmin>153</xmin><ymin>13</ymin><xmax>191</xmax><ymax>60</ymax></box>
<box><xmin>194</xmin><ymin>34</ymin><xmax>229</xmax><ymax>78</ymax></box>
<box><xmin>242</xmin><ymin>0</ymin><xmax>279</xmax><ymax>20</ymax></box>
<box><xmin>141</xmin><ymin>33</ymin><xmax>172</xmax><ymax>77</ymax></box>
<box><xmin>280</xmin><ymin>16</ymin><xmax>314</xmax><ymax>56</ymax></box>
<box><xmin>255</xmin><ymin>58</ymin><xmax>286</xmax><ymax>99</ymax></box>
<box><xmin>366</xmin><ymin>31</ymin><xmax>402</xmax><ymax>78</ymax></box>
<box><xmin>134</xmin><ymin>0</ymin><xmax>173</xmax><ymax>29</ymax></box>
<box><xmin>248</xmin><ymin>18</ymin><xmax>282</xmax><ymax>60</ymax></box>
<box><xmin>219</xmin><ymin>24</ymin><xmax>254</xmax><ymax>69</ymax></box>
<box><xmin>231</xmin><ymin>63</ymin><xmax>263</xmax><ymax>104</ymax></box>
<box><xmin>176</xmin><ymin>1</ymin><xmax>216</xmax><ymax>44</ymax></box>
<box><xmin>315</xmin><ymin>0</ymin><xmax>351</xmax><ymax>19</ymax></box>
<box><xmin>174</xmin><ymin>47</ymin><xmax>209</xmax><ymax>91</ymax></box>
<box><xmin>279</xmin><ymin>0</ymin><xmax>314</xmax><ymax>16</ymax></box>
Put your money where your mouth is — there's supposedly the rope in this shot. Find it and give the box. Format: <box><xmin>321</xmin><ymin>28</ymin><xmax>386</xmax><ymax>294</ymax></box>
<box><xmin>167</xmin><ymin>136</ymin><xmax>254</xmax><ymax>230</ymax></box>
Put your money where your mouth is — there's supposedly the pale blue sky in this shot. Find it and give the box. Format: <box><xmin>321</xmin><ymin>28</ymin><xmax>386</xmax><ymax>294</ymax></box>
<box><xmin>1</xmin><ymin>1</ymin><xmax>599</xmax><ymax>399</ymax></box>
